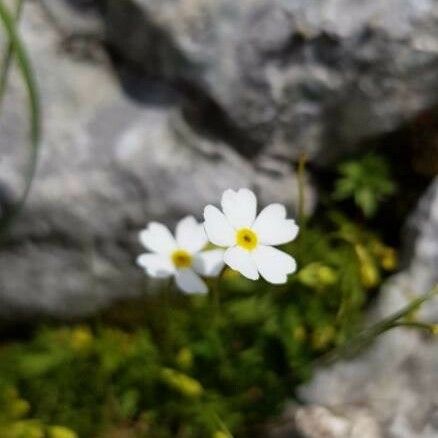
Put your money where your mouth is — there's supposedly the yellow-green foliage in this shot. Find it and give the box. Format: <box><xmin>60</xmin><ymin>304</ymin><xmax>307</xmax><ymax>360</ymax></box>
<box><xmin>0</xmin><ymin>153</ymin><xmax>399</xmax><ymax>437</ymax></box>
<box><xmin>0</xmin><ymin>210</ymin><xmax>396</xmax><ymax>437</ymax></box>
<box><xmin>0</xmin><ymin>387</ymin><xmax>77</xmax><ymax>438</ymax></box>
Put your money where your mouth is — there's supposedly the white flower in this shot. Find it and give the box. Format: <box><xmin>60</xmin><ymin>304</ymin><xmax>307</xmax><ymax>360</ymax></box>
<box><xmin>137</xmin><ymin>216</ymin><xmax>225</xmax><ymax>294</ymax></box>
<box><xmin>203</xmin><ymin>189</ymin><xmax>299</xmax><ymax>284</ymax></box>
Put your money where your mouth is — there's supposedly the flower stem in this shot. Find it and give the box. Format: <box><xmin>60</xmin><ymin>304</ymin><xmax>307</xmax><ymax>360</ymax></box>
<box><xmin>214</xmin><ymin>271</ymin><xmax>224</xmax><ymax>309</ymax></box>
<box><xmin>386</xmin><ymin>320</ymin><xmax>436</xmax><ymax>333</ymax></box>
<box><xmin>318</xmin><ymin>283</ymin><xmax>438</xmax><ymax>364</ymax></box>
<box><xmin>212</xmin><ymin>278</ymin><xmax>220</xmax><ymax>311</ymax></box>
<box><xmin>210</xmin><ymin>268</ymin><xmax>226</xmax><ymax>323</ymax></box>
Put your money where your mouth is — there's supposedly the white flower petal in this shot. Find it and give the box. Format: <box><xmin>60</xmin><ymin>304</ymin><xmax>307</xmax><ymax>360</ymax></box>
<box><xmin>193</xmin><ymin>249</ymin><xmax>225</xmax><ymax>277</ymax></box>
<box><xmin>252</xmin><ymin>245</ymin><xmax>296</xmax><ymax>284</ymax></box>
<box><xmin>203</xmin><ymin>205</ymin><xmax>235</xmax><ymax>247</ymax></box>
<box><xmin>221</xmin><ymin>188</ymin><xmax>257</xmax><ymax>229</ymax></box>
<box><xmin>175</xmin><ymin>269</ymin><xmax>208</xmax><ymax>294</ymax></box>
<box><xmin>139</xmin><ymin>222</ymin><xmax>177</xmax><ymax>254</ymax></box>
<box><xmin>252</xmin><ymin>204</ymin><xmax>299</xmax><ymax>246</ymax></box>
<box><xmin>175</xmin><ymin>216</ymin><xmax>208</xmax><ymax>253</ymax></box>
<box><xmin>136</xmin><ymin>253</ymin><xmax>175</xmax><ymax>278</ymax></box>
<box><xmin>224</xmin><ymin>246</ymin><xmax>259</xmax><ymax>280</ymax></box>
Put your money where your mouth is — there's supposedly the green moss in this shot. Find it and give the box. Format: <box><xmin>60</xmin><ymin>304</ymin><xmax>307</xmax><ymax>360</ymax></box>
<box><xmin>0</xmin><ymin>208</ymin><xmax>396</xmax><ymax>437</ymax></box>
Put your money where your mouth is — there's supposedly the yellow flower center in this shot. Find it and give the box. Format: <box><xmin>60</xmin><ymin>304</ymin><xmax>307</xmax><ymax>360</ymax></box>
<box><xmin>171</xmin><ymin>249</ymin><xmax>193</xmax><ymax>269</ymax></box>
<box><xmin>236</xmin><ymin>228</ymin><xmax>258</xmax><ymax>251</ymax></box>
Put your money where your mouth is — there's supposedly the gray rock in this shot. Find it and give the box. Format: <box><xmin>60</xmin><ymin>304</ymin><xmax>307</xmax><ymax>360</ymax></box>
<box><xmin>40</xmin><ymin>0</ymin><xmax>103</xmax><ymax>38</ymax></box>
<box><xmin>402</xmin><ymin>177</ymin><xmax>438</xmax><ymax>304</ymax></box>
<box><xmin>0</xmin><ymin>2</ymin><xmax>310</xmax><ymax>318</ymax></box>
<box><xmin>1</xmin><ymin>0</ymin><xmax>436</xmax><ymax>322</ymax></box>
<box><xmin>100</xmin><ymin>0</ymin><xmax>438</xmax><ymax>163</ymax></box>
<box><xmin>267</xmin><ymin>403</ymin><xmax>382</xmax><ymax>438</ymax></box>
<box><xmin>299</xmin><ymin>177</ymin><xmax>438</xmax><ymax>438</ymax></box>
<box><xmin>294</xmin><ymin>405</ymin><xmax>381</xmax><ymax>438</ymax></box>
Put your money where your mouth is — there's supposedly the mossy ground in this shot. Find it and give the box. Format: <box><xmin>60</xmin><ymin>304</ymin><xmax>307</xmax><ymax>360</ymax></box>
<box><xmin>0</xmin><ymin>153</ymin><xmax>404</xmax><ymax>437</ymax></box>
<box><xmin>0</xmin><ymin>215</ymin><xmax>397</xmax><ymax>437</ymax></box>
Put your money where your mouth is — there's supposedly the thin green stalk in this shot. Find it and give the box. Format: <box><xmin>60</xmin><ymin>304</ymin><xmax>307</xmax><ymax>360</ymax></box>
<box><xmin>211</xmin><ymin>413</ymin><xmax>234</xmax><ymax>438</ymax></box>
<box><xmin>210</xmin><ymin>268</ymin><xmax>226</xmax><ymax>322</ymax></box>
<box><xmin>387</xmin><ymin>320</ymin><xmax>436</xmax><ymax>333</ymax></box>
<box><xmin>0</xmin><ymin>0</ymin><xmax>41</xmax><ymax>239</ymax></box>
<box><xmin>212</xmin><ymin>276</ymin><xmax>221</xmax><ymax>311</ymax></box>
<box><xmin>318</xmin><ymin>284</ymin><xmax>438</xmax><ymax>364</ymax></box>
<box><xmin>0</xmin><ymin>0</ymin><xmax>24</xmax><ymax>107</ymax></box>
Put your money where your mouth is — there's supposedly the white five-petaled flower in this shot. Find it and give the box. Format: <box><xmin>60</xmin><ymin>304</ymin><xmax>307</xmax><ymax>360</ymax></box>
<box><xmin>203</xmin><ymin>189</ymin><xmax>299</xmax><ymax>284</ymax></box>
<box><xmin>137</xmin><ymin>216</ymin><xmax>224</xmax><ymax>294</ymax></box>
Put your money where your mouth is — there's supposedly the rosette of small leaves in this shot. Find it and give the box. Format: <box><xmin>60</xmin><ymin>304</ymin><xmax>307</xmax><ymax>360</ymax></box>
<box><xmin>333</xmin><ymin>153</ymin><xmax>396</xmax><ymax>217</ymax></box>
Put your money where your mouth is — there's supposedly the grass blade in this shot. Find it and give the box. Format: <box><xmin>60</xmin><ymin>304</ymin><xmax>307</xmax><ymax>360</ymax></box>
<box><xmin>0</xmin><ymin>0</ymin><xmax>24</xmax><ymax>106</ymax></box>
<box><xmin>0</xmin><ymin>0</ymin><xmax>41</xmax><ymax>238</ymax></box>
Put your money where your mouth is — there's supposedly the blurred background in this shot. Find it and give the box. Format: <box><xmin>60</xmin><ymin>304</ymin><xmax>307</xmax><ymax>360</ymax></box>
<box><xmin>0</xmin><ymin>0</ymin><xmax>437</xmax><ymax>437</ymax></box>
